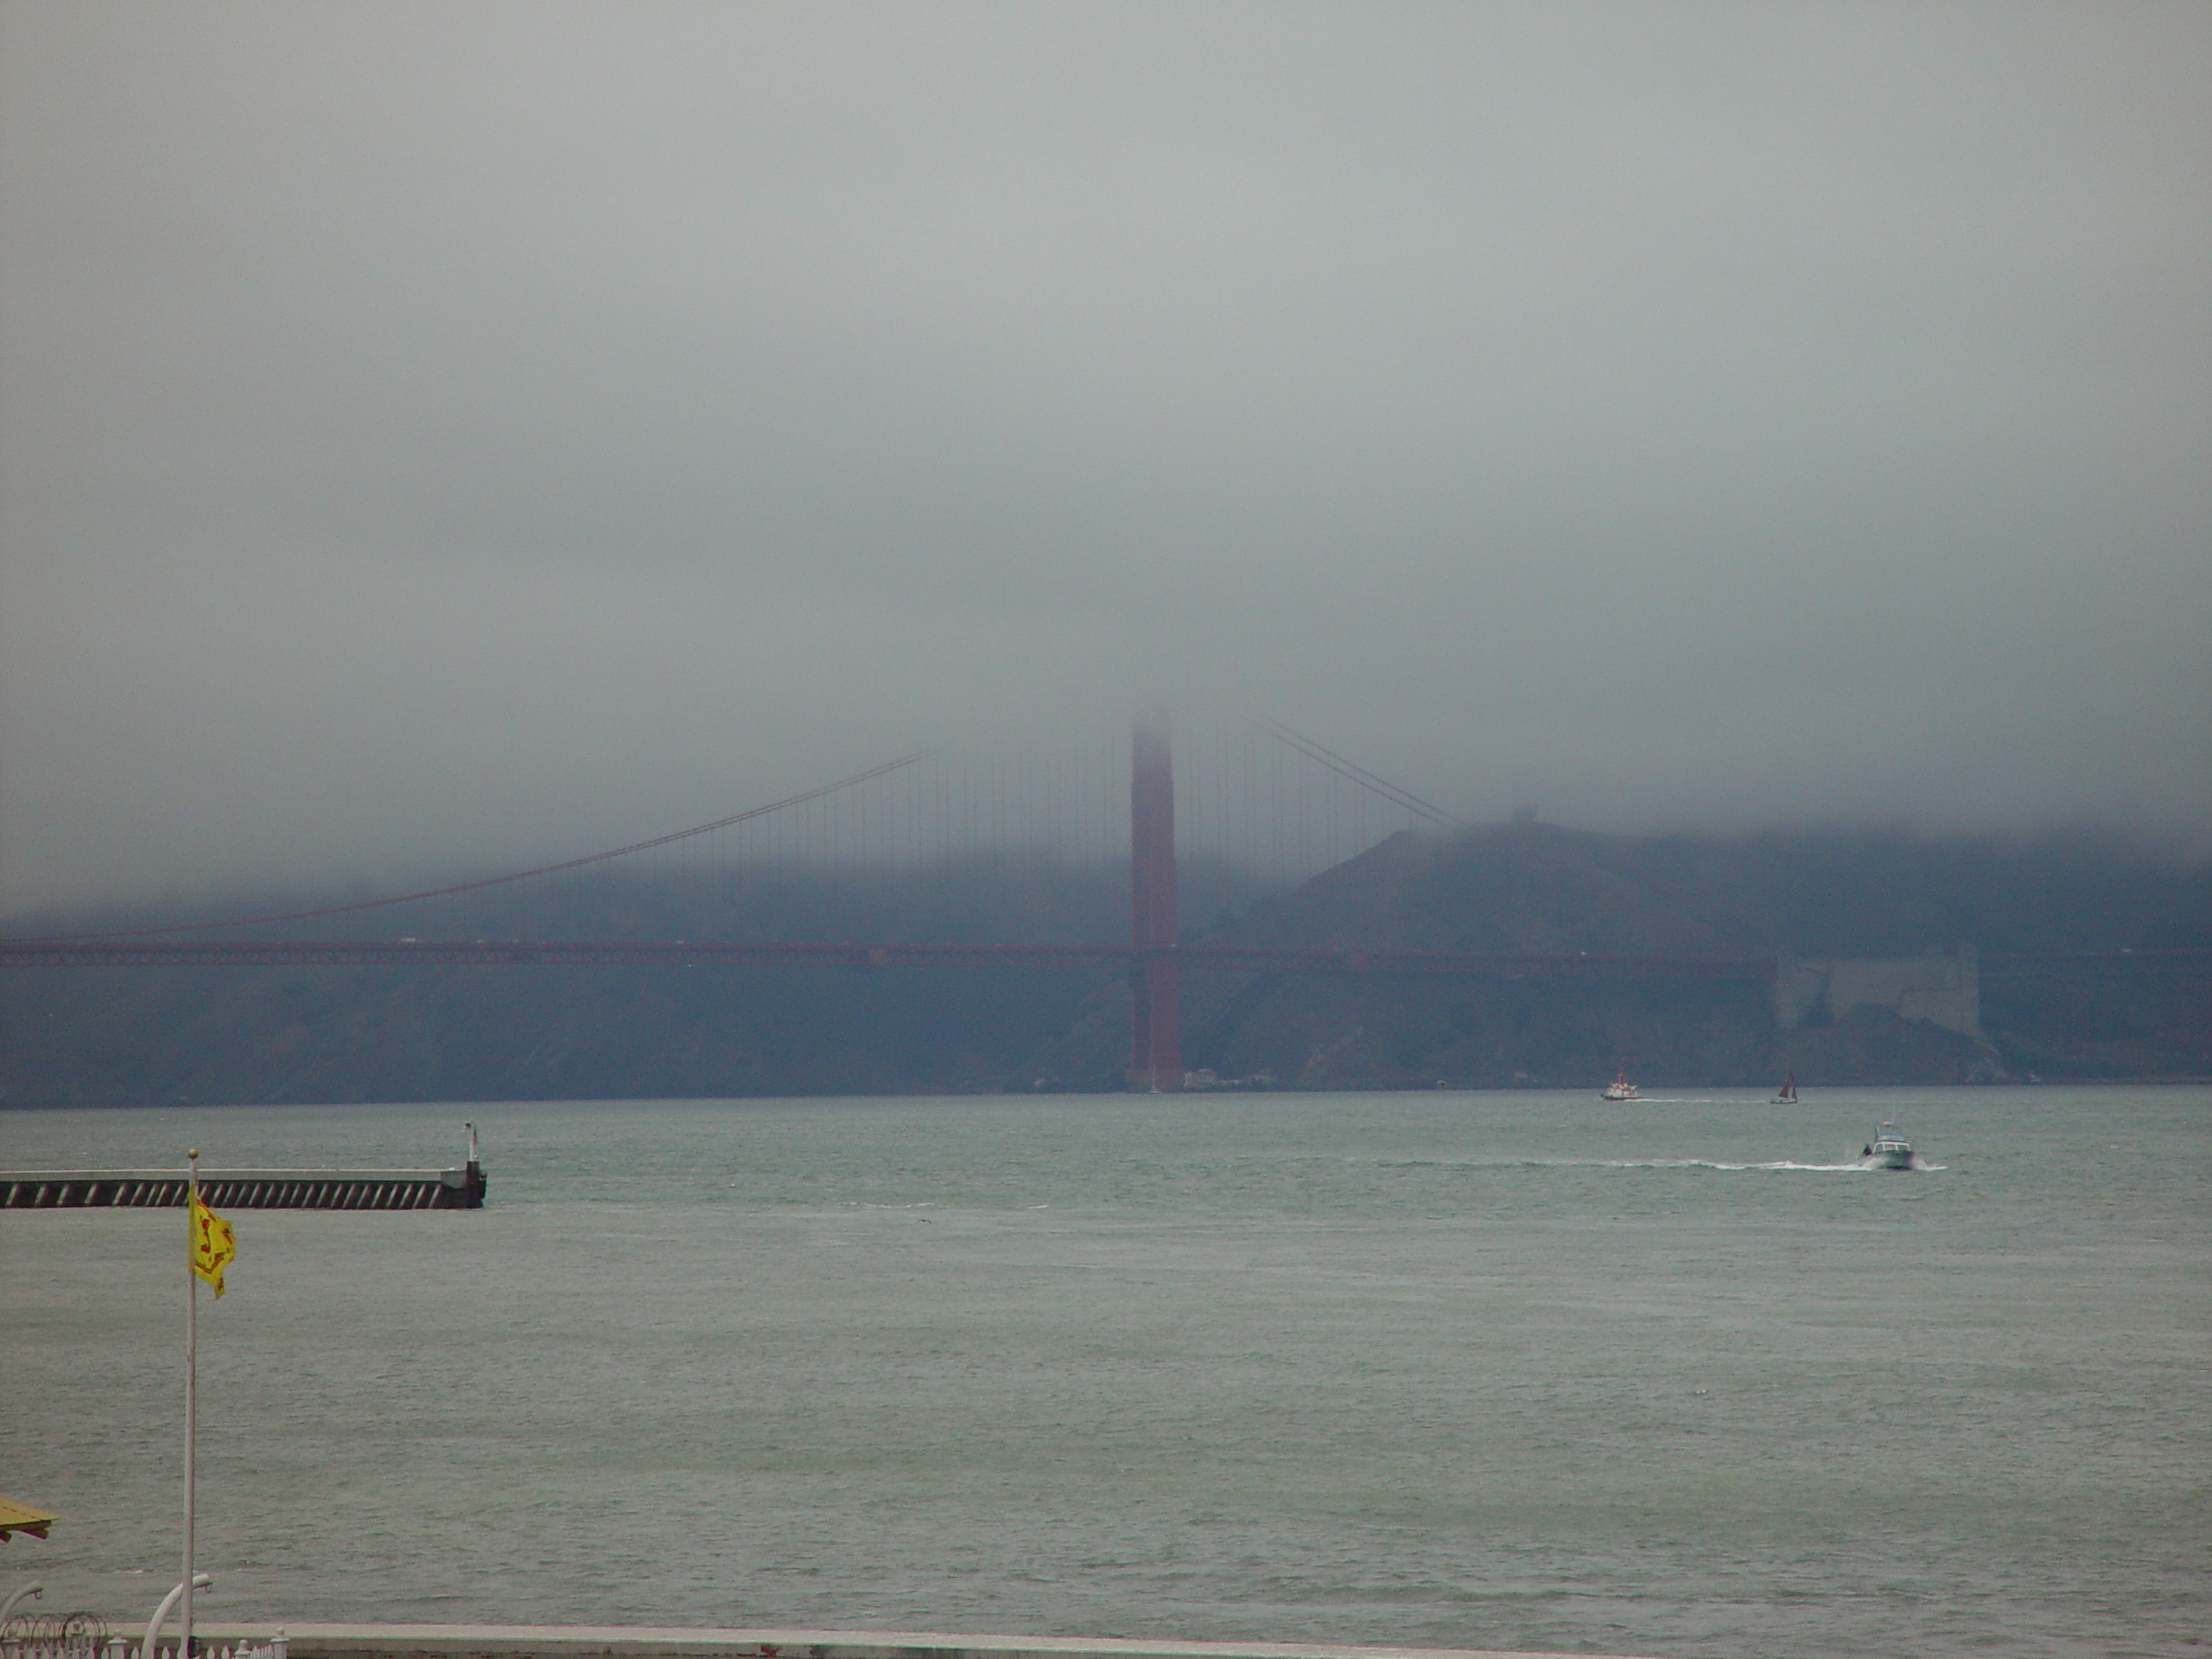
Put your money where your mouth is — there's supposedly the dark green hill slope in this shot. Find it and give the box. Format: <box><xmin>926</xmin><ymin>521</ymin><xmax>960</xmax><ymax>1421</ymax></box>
<box><xmin>1217</xmin><ymin>822</ymin><xmax>2209</xmax><ymax>957</ymax></box>
<box><xmin>0</xmin><ymin>859</ymin><xmax>1261</xmax><ymax>1109</ymax></box>
<box><xmin>3</xmin><ymin>830</ymin><xmax>2204</xmax><ymax>1106</ymax></box>
<box><xmin>1038</xmin><ymin>825</ymin><xmax>2212</xmax><ymax>1090</ymax></box>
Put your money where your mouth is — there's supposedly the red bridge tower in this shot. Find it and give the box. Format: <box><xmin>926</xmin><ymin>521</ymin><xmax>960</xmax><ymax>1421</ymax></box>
<box><xmin>1127</xmin><ymin>709</ymin><xmax>1182</xmax><ymax>1091</ymax></box>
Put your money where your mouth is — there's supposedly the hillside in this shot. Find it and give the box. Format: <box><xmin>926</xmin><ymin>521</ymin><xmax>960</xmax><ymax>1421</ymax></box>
<box><xmin>0</xmin><ymin>859</ymin><xmax>1179</xmax><ymax>1109</ymax></box>
<box><xmin>1038</xmin><ymin>823</ymin><xmax>2212</xmax><ymax>1090</ymax></box>
<box><xmin>3</xmin><ymin>828</ymin><xmax>2205</xmax><ymax>1106</ymax></box>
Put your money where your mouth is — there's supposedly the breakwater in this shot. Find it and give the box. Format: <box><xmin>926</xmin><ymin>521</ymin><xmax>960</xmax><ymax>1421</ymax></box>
<box><xmin>1</xmin><ymin>1161</ymin><xmax>484</xmax><ymax>1210</ymax></box>
<box><xmin>3</xmin><ymin>1124</ymin><xmax>486</xmax><ymax>1210</ymax></box>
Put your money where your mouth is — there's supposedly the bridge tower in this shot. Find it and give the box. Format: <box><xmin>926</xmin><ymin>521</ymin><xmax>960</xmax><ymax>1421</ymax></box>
<box><xmin>1127</xmin><ymin>709</ymin><xmax>1182</xmax><ymax>1091</ymax></box>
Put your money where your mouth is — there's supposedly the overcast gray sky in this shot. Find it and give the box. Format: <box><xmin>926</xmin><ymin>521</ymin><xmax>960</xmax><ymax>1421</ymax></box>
<box><xmin>3</xmin><ymin>1</ymin><xmax>2207</xmax><ymax>912</ymax></box>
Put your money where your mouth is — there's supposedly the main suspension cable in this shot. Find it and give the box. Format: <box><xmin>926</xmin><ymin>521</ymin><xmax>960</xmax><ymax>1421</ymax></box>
<box><xmin>1243</xmin><ymin>711</ymin><xmax>1465</xmax><ymax>830</ymax></box>
<box><xmin>14</xmin><ymin>752</ymin><xmax>935</xmax><ymax>942</ymax></box>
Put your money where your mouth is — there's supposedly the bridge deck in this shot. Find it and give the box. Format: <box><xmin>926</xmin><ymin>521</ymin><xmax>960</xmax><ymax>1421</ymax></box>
<box><xmin>0</xmin><ymin>939</ymin><xmax>2200</xmax><ymax>975</ymax></box>
<box><xmin>0</xmin><ymin>939</ymin><xmax>1777</xmax><ymax>976</ymax></box>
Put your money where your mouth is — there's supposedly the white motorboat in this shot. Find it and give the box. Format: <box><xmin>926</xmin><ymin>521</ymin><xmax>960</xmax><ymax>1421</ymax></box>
<box><xmin>1601</xmin><ymin>1065</ymin><xmax>1640</xmax><ymax>1102</ymax></box>
<box><xmin>1862</xmin><ymin>1122</ymin><xmax>1914</xmax><ymax>1170</ymax></box>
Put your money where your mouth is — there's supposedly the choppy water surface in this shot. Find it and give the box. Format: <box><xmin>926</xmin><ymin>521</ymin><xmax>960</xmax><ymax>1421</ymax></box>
<box><xmin>3</xmin><ymin>1087</ymin><xmax>2205</xmax><ymax>1658</ymax></box>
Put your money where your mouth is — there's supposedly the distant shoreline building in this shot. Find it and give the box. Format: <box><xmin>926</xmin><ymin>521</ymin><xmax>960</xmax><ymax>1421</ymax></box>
<box><xmin>1772</xmin><ymin>946</ymin><xmax>1980</xmax><ymax>1036</ymax></box>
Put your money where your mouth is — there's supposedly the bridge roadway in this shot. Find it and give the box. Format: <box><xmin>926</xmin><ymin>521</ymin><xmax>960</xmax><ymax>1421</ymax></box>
<box><xmin>0</xmin><ymin>939</ymin><xmax>2201</xmax><ymax>976</ymax></box>
<box><xmin>0</xmin><ymin>939</ymin><xmax>1770</xmax><ymax>976</ymax></box>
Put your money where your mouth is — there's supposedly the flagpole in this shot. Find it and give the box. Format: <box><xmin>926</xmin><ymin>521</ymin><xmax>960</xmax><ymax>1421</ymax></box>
<box><xmin>182</xmin><ymin>1148</ymin><xmax>197</xmax><ymax>1659</ymax></box>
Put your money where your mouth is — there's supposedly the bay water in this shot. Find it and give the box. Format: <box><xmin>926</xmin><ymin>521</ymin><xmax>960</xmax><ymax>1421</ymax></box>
<box><xmin>3</xmin><ymin>1087</ymin><xmax>2205</xmax><ymax>1658</ymax></box>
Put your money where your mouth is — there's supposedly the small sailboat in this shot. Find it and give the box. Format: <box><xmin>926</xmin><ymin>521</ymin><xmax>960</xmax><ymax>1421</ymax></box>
<box><xmin>1770</xmin><ymin>1070</ymin><xmax>1798</xmax><ymax>1104</ymax></box>
<box><xmin>1601</xmin><ymin>1065</ymin><xmax>1640</xmax><ymax>1102</ymax></box>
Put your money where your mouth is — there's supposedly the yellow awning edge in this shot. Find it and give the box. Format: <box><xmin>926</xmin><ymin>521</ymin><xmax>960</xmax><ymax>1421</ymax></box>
<box><xmin>0</xmin><ymin>1494</ymin><xmax>56</xmax><ymax>1541</ymax></box>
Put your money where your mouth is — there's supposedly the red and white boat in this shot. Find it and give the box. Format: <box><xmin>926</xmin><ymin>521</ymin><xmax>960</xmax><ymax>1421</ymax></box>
<box><xmin>1601</xmin><ymin>1065</ymin><xmax>1640</xmax><ymax>1102</ymax></box>
<box><xmin>1771</xmin><ymin>1070</ymin><xmax>1798</xmax><ymax>1104</ymax></box>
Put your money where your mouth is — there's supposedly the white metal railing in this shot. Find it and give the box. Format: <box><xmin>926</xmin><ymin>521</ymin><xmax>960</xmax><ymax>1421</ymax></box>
<box><xmin>136</xmin><ymin>1639</ymin><xmax>287</xmax><ymax>1659</ymax></box>
<box><xmin>0</xmin><ymin>1590</ymin><xmax>125</xmax><ymax>1659</ymax></box>
<box><xmin>1</xmin><ymin>1584</ymin><xmax>288</xmax><ymax>1659</ymax></box>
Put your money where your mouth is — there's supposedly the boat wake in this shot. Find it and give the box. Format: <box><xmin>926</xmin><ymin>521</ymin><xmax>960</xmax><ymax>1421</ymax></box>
<box><xmin>1603</xmin><ymin>1157</ymin><xmax>1878</xmax><ymax>1173</ymax></box>
<box><xmin>1374</xmin><ymin>1156</ymin><xmax>1891</xmax><ymax>1173</ymax></box>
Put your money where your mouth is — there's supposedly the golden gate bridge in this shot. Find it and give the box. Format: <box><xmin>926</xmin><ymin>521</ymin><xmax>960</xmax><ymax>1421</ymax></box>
<box><xmin>0</xmin><ymin>713</ymin><xmax>2196</xmax><ymax>1092</ymax></box>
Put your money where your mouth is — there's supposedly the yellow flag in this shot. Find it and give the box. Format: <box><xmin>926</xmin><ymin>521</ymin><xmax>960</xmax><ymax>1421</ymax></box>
<box><xmin>190</xmin><ymin>1185</ymin><xmax>236</xmax><ymax>1297</ymax></box>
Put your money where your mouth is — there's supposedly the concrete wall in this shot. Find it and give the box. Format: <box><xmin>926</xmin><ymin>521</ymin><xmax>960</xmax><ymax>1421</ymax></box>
<box><xmin>1772</xmin><ymin>947</ymin><xmax>1980</xmax><ymax>1036</ymax></box>
<box><xmin>188</xmin><ymin>1625</ymin><xmax>1662</xmax><ymax>1659</ymax></box>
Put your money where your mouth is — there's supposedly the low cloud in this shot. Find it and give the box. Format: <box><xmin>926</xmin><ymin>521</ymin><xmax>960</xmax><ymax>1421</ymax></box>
<box><xmin>3</xmin><ymin>2</ymin><xmax>2208</xmax><ymax>910</ymax></box>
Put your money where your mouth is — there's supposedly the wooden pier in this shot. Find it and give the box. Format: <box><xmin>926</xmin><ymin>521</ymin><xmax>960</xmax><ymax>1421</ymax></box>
<box><xmin>1</xmin><ymin>1159</ymin><xmax>485</xmax><ymax>1210</ymax></box>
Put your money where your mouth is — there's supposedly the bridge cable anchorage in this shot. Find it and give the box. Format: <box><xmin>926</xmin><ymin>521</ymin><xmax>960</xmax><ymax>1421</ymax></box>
<box><xmin>3</xmin><ymin>752</ymin><xmax>937</xmax><ymax>944</ymax></box>
<box><xmin>1240</xmin><ymin>710</ymin><xmax>1466</xmax><ymax>830</ymax></box>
